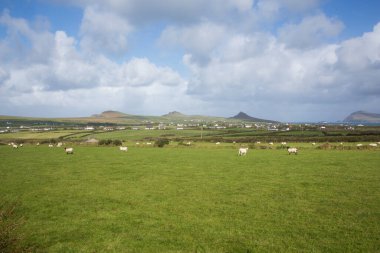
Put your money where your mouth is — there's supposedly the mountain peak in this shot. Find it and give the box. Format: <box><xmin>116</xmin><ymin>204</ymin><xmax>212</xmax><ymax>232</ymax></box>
<box><xmin>162</xmin><ymin>111</ymin><xmax>186</xmax><ymax>117</ymax></box>
<box><xmin>231</xmin><ymin>112</ymin><xmax>252</xmax><ymax>120</ymax></box>
<box><xmin>230</xmin><ymin>111</ymin><xmax>279</xmax><ymax>123</ymax></box>
<box><xmin>92</xmin><ymin>110</ymin><xmax>128</xmax><ymax>118</ymax></box>
<box><xmin>344</xmin><ymin>111</ymin><xmax>380</xmax><ymax>123</ymax></box>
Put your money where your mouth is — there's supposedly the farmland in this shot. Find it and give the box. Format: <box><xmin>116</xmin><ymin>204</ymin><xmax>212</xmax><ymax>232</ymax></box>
<box><xmin>1</xmin><ymin>119</ymin><xmax>380</xmax><ymax>252</ymax></box>
<box><xmin>1</xmin><ymin>143</ymin><xmax>380</xmax><ymax>252</ymax></box>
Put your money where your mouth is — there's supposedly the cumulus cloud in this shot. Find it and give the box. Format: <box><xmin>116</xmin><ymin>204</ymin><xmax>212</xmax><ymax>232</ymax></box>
<box><xmin>159</xmin><ymin>22</ymin><xmax>227</xmax><ymax>64</ymax></box>
<box><xmin>0</xmin><ymin>10</ymin><xmax>192</xmax><ymax>117</ymax></box>
<box><xmin>181</xmin><ymin>21</ymin><xmax>380</xmax><ymax>121</ymax></box>
<box><xmin>278</xmin><ymin>13</ymin><xmax>344</xmax><ymax>49</ymax></box>
<box><xmin>334</xmin><ymin>23</ymin><xmax>380</xmax><ymax>96</ymax></box>
<box><xmin>1</xmin><ymin>1</ymin><xmax>379</xmax><ymax>121</ymax></box>
<box><xmin>79</xmin><ymin>6</ymin><xmax>133</xmax><ymax>56</ymax></box>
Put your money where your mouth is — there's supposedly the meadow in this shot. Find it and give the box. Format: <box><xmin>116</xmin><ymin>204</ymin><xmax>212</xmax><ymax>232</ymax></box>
<box><xmin>1</xmin><ymin>144</ymin><xmax>379</xmax><ymax>252</ymax></box>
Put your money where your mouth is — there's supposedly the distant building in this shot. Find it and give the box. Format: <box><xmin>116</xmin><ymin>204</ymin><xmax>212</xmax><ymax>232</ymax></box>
<box><xmin>145</xmin><ymin>124</ymin><xmax>154</xmax><ymax>130</ymax></box>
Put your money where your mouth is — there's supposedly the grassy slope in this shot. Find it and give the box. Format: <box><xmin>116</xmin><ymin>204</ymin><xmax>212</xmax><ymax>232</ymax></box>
<box><xmin>1</xmin><ymin>146</ymin><xmax>379</xmax><ymax>252</ymax></box>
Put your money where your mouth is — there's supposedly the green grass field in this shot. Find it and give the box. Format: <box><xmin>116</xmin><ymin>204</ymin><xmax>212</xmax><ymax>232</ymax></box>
<box><xmin>1</xmin><ymin>146</ymin><xmax>380</xmax><ymax>252</ymax></box>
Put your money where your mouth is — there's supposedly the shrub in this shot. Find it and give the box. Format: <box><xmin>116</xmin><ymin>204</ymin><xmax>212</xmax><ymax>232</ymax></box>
<box><xmin>112</xmin><ymin>140</ymin><xmax>122</xmax><ymax>146</ymax></box>
<box><xmin>155</xmin><ymin>138</ymin><xmax>169</xmax><ymax>148</ymax></box>
<box><xmin>99</xmin><ymin>139</ymin><xmax>112</xmax><ymax>145</ymax></box>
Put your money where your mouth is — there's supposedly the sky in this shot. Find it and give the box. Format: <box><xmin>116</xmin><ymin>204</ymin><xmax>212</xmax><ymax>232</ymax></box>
<box><xmin>0</xmin><ymin>0</ymin><xmax>379</xmax><ymax>122</ymax></box>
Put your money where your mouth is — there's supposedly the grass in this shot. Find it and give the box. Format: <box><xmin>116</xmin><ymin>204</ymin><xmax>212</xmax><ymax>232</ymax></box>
<box><xmin>77</xmin><ymin>129</ymin><xmax>217</xmax><ymax>141</ymax></box>
<box><xmin>0</xmin><ymin>146</ymin><xmax>379</xmax><ymax>252</ymax></box>
<box><xmin>0</xmin><ymin>130</ymin><xmax>84</xmax><ymax>140</ymax></box>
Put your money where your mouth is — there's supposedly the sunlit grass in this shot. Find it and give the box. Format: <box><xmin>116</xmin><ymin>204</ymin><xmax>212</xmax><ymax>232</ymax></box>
<box><xmin>0</xmin><ymin>146</ymin><xmax>379</xmax><ymax>252</ymax></box>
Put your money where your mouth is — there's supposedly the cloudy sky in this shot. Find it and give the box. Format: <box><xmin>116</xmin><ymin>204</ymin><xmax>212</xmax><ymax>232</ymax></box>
<box><xmin>0</xmin><ymin>0</ymin><xmax>379</xmax><ymax>122</ymax></box>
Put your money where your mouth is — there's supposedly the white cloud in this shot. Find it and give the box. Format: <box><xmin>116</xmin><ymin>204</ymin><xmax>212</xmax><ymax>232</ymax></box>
<box><xmin>120</xmin><ymin>58</ymin><xmax>184</xmax><ymax>87</ymax></box>
<box><xmin>181</xmin><ymin>21</ymin><xmax>380</xmax><ymax>121</ymax></box>
<box><xmin>0</xmin><ymin>11</ymin><xmax>193</xmax><ymax>117</ymax></box>
<box><xmin>334</xmin><ymin>23</ymin><xmax>380</xmax><ymax>97</ymax></box>
<box><xmin>79</xmin><ymin>6</ymin><xmax>133</xmax><ymax>55</ymax></box>
<box><xmin>159</xmin><ymin>22</ymin><xmax>227</xmax><ymax>63</ymax></box>
<box><xmin>278</xmin><ymin>13</ymin><xmax>344</xmax><ymax>49</ymax></box>
<box><xmin>1</xmin><ymin>1</ymin><xmax>379</xmax><ymax>121</ymax></box>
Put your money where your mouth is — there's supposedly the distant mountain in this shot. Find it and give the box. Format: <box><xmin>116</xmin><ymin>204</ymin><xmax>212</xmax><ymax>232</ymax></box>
<box><xmin>229</xmin><ymin>112</ymin><xmax>279</xmax><ymax>123</ymax></box>
<box><xmin>0</xmin><ymin>110</ymin><xmax>279</xmax><ymax>125</ymax></box>
<box><xmin>92</xmin><ymin>110</ymin><xmax>129</xmax><ymax>118</ymax></box>
<box><xmin>343</xmin><ymin>111</ymin><xmax>380</xmax><ymax>123</ymax></box>
<box><xmin>162</xmin><ymin>111</ymin><xmax>186</xmax><ymax>117</ymax></box>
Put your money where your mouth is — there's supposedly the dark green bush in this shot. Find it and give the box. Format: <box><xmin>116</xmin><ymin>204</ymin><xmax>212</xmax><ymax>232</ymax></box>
<box><xmin>112</xmin><ymin>140</ymin><xmax>122</xmax><ymax>146</ymax></box>
<box><xmin>155</xmin><ymin>138</ymin><xmax>169</xmax><ymax>148</ymax></box>
<box><xmin>99</xmin><ymin>139</ymin><xmax>112</xmax><ymax>145</ymax></box>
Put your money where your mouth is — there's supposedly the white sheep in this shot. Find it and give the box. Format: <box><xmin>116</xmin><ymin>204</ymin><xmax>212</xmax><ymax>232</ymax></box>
<box><xmin>64</xmin><ymin>147</ymin><xmax>74</xmax><ymax>154</ymax></box>
<box><xmin>287</xmin><ymin>147</ymin><xmax>298</xmax><ymax>155</ymax></box>
<box><xmin>369</xmin><ymin>143</ymin><xmax>378</xmax><ymax>147</ymax></box>
<box><xmin>48</xmin><ymin>144</ymin><xmax>53</xmax><ymax>148</ymax></box>
<box><xmin>238</xmin><ymin>147</ymin><xmax>248</xmax><ymax>156</ymax></box>
<box><xmin>119</xmin><ymin>146</ymin><xmax>128</xmax><ymax>151</ymax></box>
<box><xmin>12</xmin><ymin>144</ymin><xmax>18</xmax><ymax>149</ymax></box>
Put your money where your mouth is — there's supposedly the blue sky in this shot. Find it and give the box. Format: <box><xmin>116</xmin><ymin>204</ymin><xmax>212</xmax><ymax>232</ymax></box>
<box><xmin>0</xmin><ymin>0</ymin><xmax>379</xmax><ymax>122</ymax></box>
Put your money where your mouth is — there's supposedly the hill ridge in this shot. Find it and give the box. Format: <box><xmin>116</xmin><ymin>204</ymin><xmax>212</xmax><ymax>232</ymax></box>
<box><xmin>229</xmin><ymin>111</ymin><xmax>279</xmax><ymax>123</ymax></box>
<box><xmin>343</xmin><ymin>111</ymin><xmax>380</xmax><ymax>123</ymax></box>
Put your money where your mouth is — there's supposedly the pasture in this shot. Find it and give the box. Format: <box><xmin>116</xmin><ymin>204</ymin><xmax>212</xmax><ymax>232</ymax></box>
<box><xmin>1</xmin><ymin>145</ymin><xmax>380</xmax><ymax>252</ymax></box>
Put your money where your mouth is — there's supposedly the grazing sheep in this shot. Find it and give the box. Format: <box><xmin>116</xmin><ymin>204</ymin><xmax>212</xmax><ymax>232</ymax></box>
<box><xmin>12</xmin><ymin>144</ymin><xmax>18</xmax><ymax>149</ymax></box>
<box><xmin>357</xmin><ymin>144</ymin><xmax>363</xmax><ymax>147</ymax></box>
<box><xmin>48</xmin><ymin>144</ymin><xmax>53</xmax><ymax>148</ymax></box>
<box><xmin>281</xmin><ymin>142</ymin><xmax>287</xmax><ymax>145</ymax></box>
<box><xmin>19</xmin><ymin>144</ymin><xmax>23</xmax><ymax>147</ymax></box>
<box><xmin>216</xmin><ymin>142</ymin><xmax>220</xmax><ymax>145</ymax></box>
<box><xmin>36</xmin><ymin>142</ymin><xmax>40</xmax><ymax>146</ymax></box>
<box><xmin>311</xmin><ymin>142</ymin><xmax>316</xmax><ymax>146</ymax></box>
<box><xmin>56</xmin><ymin>142</ymin><xmax>63</xmax><ymax>147</ymax></box>
<box><xmin>287</xmin><ymin>147</ymin><xmax>298</xmax><ymax>155</ymax></box>
<box><xmin>119</xmin><ymin>146</ymin><xmax>128</xmax><ymax>151</ymax></box>
<box><xmin>238</xmin><ymin>147</ymin><xmax>248</xmax><ymax>156</ymax></box>
<box><xmin>269</xmin><ymin>142</ymin><xmax>273</xmax><ymax>145</ymax></box>
<box><xmin>369</xmin><ymin>143</ymin><xmax>378</xmax><ymax>147</ymax></box>
<box><xmin>64</xmin><ymin>147</ymin><xmax>74</xmax><ymax>154</ymax></box>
